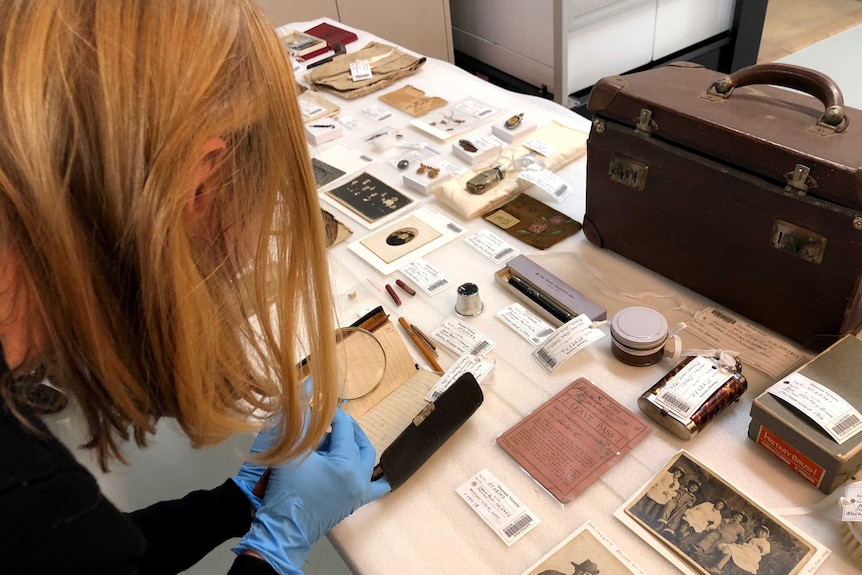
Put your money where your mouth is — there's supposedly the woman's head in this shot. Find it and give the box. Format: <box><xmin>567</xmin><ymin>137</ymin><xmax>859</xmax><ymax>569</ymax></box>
<box><xmin>0</xmin><ymin>0</ymin><xmax>338</xmax><ymax>468</ymax></box>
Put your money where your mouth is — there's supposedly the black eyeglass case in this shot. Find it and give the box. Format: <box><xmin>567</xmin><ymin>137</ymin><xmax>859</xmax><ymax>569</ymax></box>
<box><xmin>371</xmin><ymin>372</ymin><xmax>483</xmax><ymax>490</ymax></box>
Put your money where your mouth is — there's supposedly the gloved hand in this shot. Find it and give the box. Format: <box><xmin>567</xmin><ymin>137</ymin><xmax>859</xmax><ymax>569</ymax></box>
<box><xmin>231</xmin><ymin>423</ymin><xmax>279</xmax><ymax>511</ymax></box>
<box><xmin>233</xmin><ymin>408</ymin><xmax>391</xmax><ymax>575</ymax></box>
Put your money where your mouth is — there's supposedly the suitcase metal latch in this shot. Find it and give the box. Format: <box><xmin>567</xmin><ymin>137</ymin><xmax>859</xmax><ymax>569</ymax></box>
<box><xmin>771</xmin><ymin>220</ymin><xmax>827</xmax><ymax>264</ymax></box>
<box><xmin>784</xmin><ymin>164</ymin><xmax>816</xmax><ymax>195</ymax></box>
<box><xmin>635</xmin><ymin>108</ymin><xmax>656</xmax><ymax>137</ymax></box>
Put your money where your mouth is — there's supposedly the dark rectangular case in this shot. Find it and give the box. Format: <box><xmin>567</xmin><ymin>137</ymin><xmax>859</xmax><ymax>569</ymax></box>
<box><xmin>584</xmin><ymin>62</ymin><xmax>862</xmax><ymax>350</ymax></box>
<box><xmin>373</xmin><ymin>372</ymin><xmax>483</xmax><ymax>490</ymax></box>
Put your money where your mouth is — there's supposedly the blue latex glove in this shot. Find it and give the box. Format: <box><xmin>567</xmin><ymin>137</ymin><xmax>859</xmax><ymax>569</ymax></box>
<box><xmin>233</xmin><ymin>408</ymin><xmax>391</xmax><ymax>574</ymax></box>
<box><xmin>231</xmin><ymin>424</ymin><xmax>279</xmax><ymax>511</ymax></box>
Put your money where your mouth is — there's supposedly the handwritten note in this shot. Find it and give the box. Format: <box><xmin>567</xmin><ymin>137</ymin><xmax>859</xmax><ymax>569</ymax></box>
<box><xmin>496</xmin><ymin>377</ymin><xmax>651</xmax><ymax>503</ymax></box>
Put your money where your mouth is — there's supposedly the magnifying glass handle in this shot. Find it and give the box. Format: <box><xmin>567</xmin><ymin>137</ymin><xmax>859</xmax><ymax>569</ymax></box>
<box><xmin>252</xmin><ymin>467</ymin><xmax>273</xmax><ymax>499</ymax></box>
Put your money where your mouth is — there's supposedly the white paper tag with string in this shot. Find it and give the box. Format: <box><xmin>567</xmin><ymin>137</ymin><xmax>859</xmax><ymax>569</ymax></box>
<box><xmin>768</xmin><ymin>371</ymin><xmax>862</xmax><ymax>444</ymax></box>
<box><xmin>842</xmin><ymin>484</ymin><xmax>862</xmax><ymax>521</ymax></box>
<box><xmin>533</xmin><ymin>314</ymin><xmax>605</xmax><ymax>373</ymax></box>
<box><xmin>654</xmin><ymin>355</ymin><xmax>736</xmax><ymax>420</ymax></box>
<box><xmin>517</xmin><ymin>164</ymin><xmax>570</xmax><ymax>201</ymax></box>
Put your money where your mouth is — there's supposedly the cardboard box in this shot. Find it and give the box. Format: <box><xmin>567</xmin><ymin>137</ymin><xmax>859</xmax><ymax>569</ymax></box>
<box><xmin>748</xmin><ymin>335</ymin><xmax>862</xmax><ymax>493</ymax></box>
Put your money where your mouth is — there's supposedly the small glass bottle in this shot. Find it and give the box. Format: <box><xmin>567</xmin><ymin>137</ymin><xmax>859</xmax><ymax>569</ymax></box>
<box><xmin>466</xmin><ymin>165</ymin><xmax>505</xmax><ymax>195</ymax></box>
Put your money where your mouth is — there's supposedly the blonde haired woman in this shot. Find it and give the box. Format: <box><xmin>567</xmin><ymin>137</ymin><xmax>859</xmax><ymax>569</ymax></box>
<box><xmin>0</xmin><ymin>1</ymin><xmax>388</xmax><ymax>573</ymax></box>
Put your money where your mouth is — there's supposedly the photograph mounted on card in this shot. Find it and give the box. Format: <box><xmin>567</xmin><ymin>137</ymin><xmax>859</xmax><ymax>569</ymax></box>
<box><xmin>359</xmin><ymin>214</ymin><xmax>442</xmax><ymax>264</ymax></box>
<box><xmin>497</xmin><ymin>377</ymin><xmax>650</xmax><ymax>504</ymax></box>
<box><xmin>312</xmin><ymin>145</ymin><xmax>373</xmax><ymax>190</ymax></box>
<box><xmin>348</xmin><ymin>206</ymin><xmax>466</xmax><ymax>275</ymax></box>
<box><xmin>325</xmin><ymin>172</ymin><xmax>413</xmax><ymax>224</ymax></box>
<box><xmin>311</xmin><ymin>158</ymin><xmax>346</xmax><ymax>189</ymax></box>
<box><xmin>618</xmin><ymin>451</ymin><xmax>826</xmax><ymax>575</ymax></box>
<box><xmin>378</xmin><ymin>85</ymin><xmax>448</xmax><ymax>118</ymax></box>
<box><xmin>520</xmin><ymin>521</ymin><xmax>646</xmax><ymax>575</ymax></box>
<box><xmin>484</xmin><ymin>193</ymin><xmax>581</xmax><ymax>250</ymax></box>
<box><xmin>409</xmin><ymin>98</ymin><xmax>498</xmax><ymax>141</ymax></box>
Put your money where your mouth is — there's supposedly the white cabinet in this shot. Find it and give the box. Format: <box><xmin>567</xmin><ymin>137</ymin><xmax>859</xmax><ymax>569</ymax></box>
<box><xmin>452</xmin><ymin>0</ymin><xmax>741</xmax><ymax>103</ymax></box>
<box><xmin>256</xmin><ymin>0</ymin><xmax>454</xmax><ymax>62</ymax></box>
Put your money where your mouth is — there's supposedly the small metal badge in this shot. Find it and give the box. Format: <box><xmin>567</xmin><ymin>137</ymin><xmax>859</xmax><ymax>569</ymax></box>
<box><xmin>504</xmin><ymin>113</ymin><xmax>524</xmax><ymax>130</ymax></box>
<box><xmin>771</xmin><ymin>220</ymin><xmax>827</xmax><ymax>264</ymax></box>
<box><xmin>609</xmin><ymin>156</ymin><xmax>648</xmax><ymax>190</ymax></box>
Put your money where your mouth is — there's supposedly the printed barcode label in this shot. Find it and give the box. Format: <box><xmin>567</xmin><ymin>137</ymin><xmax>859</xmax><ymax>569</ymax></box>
<box><xmin>536</xmin><ymin>347</ymin><xmax>557</xmax><ymax>369</ymax></box>
<box><xmin>768</xmin><ymin>371</ymin><xmax>862</xmax><ymax>444</ymax></box>
<box><xmin>457</xmin><ymin>468</ymin><xmax>539</xmax><ymax>546</ymax></box>
<box><xmin>536</xmin><ymin>328</ymin><xmax>554</xmax><ymax>338</ymax></box>
<box><xmin>658</xmin><ymin>392</ymin><xmax>692</xmax><ymax>414</ymax></box>
<box><xmin>711</xmin><ymin>309</ymin><xmax>737</xmax><ymax>324</ymax></box>
<box><xmin>503</xmin><ymin>514</ymin><xmax>533</xmax><ymax>538</ymax></box>
<box><xmin>446</xmin><ymin>222</ymin><xmax>463</xmax><ymax>233</ymax></box>
<box><xmin>553</xmin><ymin>183</ymin><xmax>568</xmax><ymax>198</ymax></box>
<box><xmin>470</xmin><ymin>341</ymin><xmax>491</xmax><ymax>356</ymax></box>
<box><xmin>495</xmin><ymin>247</ymin><xmax>514</xmax><ymax>260</ymax></box>
<box><xmin>427</xmin><ymin>279</ymin><xmax>449</xmax><ymax>293</ymax></box>
<box><xmin>833</xmin><ymin>414</ymin><xmax>862</xmax><ymax>435</ymax></box>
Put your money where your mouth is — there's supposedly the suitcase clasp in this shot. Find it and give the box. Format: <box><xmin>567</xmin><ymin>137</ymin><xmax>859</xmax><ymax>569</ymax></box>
<box><xmin>635</xmin><ymin>108</ymin><xmax>656</xmax><ymax>137</ymax></box>
<box><xmin>784</xmin><ymin>164</ymin><xmax>816</xmax><ymax>195</ymax></box>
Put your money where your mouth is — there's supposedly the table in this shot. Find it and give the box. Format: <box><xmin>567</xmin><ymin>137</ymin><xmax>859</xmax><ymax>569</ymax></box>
<box><xmin>285</xmin><ymin>18</ymin><xmax>858</xmax><ymax>575</ymax></box>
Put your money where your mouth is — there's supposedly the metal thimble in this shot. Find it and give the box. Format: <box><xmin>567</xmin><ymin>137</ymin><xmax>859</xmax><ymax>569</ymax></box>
<box><xmin>455</xmin><ymin>282</ymin><xmax>483</xmax><ymax>316</ymax></box>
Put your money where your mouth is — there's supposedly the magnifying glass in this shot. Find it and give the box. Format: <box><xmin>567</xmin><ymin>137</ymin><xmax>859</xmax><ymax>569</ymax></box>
<box><xmin>333</xmin><ymin>326</ymin><xmax>387</xmax><ymax>403</ymax></box>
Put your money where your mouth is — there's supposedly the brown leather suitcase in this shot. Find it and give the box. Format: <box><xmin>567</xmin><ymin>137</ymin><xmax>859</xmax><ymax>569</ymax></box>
<box><xmin>584</xmin><ymin>62</ymin><xmax>862</xmax><ymax>351</ymax></box>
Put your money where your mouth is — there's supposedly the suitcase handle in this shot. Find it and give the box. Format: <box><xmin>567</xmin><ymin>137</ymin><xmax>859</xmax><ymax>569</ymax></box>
<box><xmin>711</xmin><ymin>63</ymin><xmax>848</xmax><ymax>131</ymax></box>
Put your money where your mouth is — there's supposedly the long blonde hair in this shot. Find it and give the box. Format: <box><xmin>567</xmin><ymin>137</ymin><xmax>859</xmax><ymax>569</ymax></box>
<box><xmin>0</xmin><ymin>0</ymin><xmax>338</xmax><ymax>469</ymax></box>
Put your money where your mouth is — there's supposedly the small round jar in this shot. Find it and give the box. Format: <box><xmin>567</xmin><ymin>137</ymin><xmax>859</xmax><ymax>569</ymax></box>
<box><xmin>610</xmin><ymin>306</ymin><xmax>668</xmax><ymax>366</ymax></box>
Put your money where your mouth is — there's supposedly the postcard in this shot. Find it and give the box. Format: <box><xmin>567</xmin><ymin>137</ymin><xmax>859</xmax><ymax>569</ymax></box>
<box><xmin>617</xmin><ymin>451</ymin><xmax>829</xmax><ymax>575</ymax></box>
<box><xmin>520</xmin><ymin>521</ymin><xmax>646</xmax><ymax>575</ymax></box>
<box><xmin>497</xmin><ymin>377</ymin><xmax>651</xmax><ymax>504</ymax></box>
<box><xmin>348</xmin><ymin>206</ymin><xmax>465</xmax><ymax>276</ymax></box>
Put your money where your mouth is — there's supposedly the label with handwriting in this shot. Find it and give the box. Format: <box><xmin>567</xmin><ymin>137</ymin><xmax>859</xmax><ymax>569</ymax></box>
<box><xmin>457</xmin><ymin>468</ymin><xmax>539</xmax><ymax>546</ymax></box>
<box><xmin>465</xmin><ymin>230</ymin><xmax>520</xmax><ymax>264</ymax></box>
<box><xmin>497</xmin><ymin>303</ymin><xmax>555</xmax><ymax>347</ymax></box>
<box><xmin>426</xmin><ymin>353</ymin><xmax>495</xmax><ymax>402</ymax></box>
<box><xmin>400</xmin><ymin>258</ymin><xmax>452</xmax><ymax>295</ymax></box>
<box><xmin>431</xmin><ymin>316</ymin><xmax>495</xmax><ymax>357</ymax></box>
<box><xmin>533</xmin><ymin>314</ymin><xmax>605</xmax><ymax>373</ymax></box>
<box><xmin>768</xmin><ymin>371</ymin><xmax>862</xmax><ymax>444</ymax></box>
<box><xmin>517</xmin><ymin>165</ymin><xmax>571</xmax><ymax>201</ymax></box>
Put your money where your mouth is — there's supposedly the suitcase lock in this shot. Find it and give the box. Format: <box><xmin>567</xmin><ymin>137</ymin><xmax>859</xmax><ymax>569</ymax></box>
<box><xmin>635</xmin><ymin>108</ymin><xmax>656</xmax><ymax>137</ymax></box>
<box><xmin>784</xmin><ymin>164</ymin><xmax>816</xmax><ymax>195</ymax></box>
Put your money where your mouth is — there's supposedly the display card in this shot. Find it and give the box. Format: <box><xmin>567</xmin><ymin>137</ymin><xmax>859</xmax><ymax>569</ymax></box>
<box><xmin>497</xmin><ymin>377</ymin><xmax>651</xmax><ymax>504</ymax></box>
<box><xmin>325</xmin><ymin>172</ymin><xmax>413</xmax><ymax>223</ymax></box>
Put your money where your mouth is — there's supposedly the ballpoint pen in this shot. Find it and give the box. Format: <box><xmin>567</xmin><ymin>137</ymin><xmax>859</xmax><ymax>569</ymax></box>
<box><xmin>398</xmin><ymin>317</ymin><xmax>443</xmax><ymax>372</ymax></box>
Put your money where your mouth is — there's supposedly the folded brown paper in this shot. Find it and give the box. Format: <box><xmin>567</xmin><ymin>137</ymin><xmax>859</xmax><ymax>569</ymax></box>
<box><xmin>304</xmin><ymin>42</ymin><xmax>427</xmax><ymax>100</ymax></box>
<box><xmin>378</xmin><ymin>85</ymin><xmax>448</xmax><ymax>118</ymax></box>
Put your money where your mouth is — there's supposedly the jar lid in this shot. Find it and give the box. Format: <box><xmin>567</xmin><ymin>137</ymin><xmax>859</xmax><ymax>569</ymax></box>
<box><xmin>611</xmin><ymin>306</ymin><xmax>668</xmax><ymax>350</ymax></box>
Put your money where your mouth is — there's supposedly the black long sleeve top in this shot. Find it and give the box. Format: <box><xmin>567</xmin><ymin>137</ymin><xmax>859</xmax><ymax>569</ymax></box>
<box><xmin>0</xmin><ymin>402</ymin><xmax>277</xmax><ymax>574</ymax></box>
